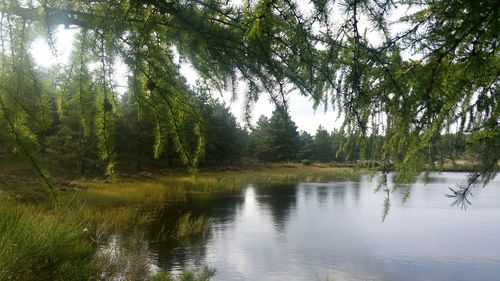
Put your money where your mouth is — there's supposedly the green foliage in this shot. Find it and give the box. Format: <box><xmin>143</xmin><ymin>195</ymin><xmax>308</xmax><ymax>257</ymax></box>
<box><xmin>202</xmin><ymin>101</ymin><xmax>248</xmax><ymax>166</ymax></box>
<box><xmin>250</xmin><ymin>110</ymin><xmax>300</xmax><ymax>162</ymax></box>
<box><xmin>0</xmin><ymin>203</ymin><xmax>96</xmax><ymax>281</ymax></box>
<box><xmin>95</xmin><ymin>89</ymin><xmax>117</xmax><ymax>178</ymax></box>
<box><xmin>0</xmin><ymin>0</ymin><xmax>498</xmax><ymax>206</ymax></box>
<box><xmin>312</xmin><ymin>126</ymin><xmax>333</xmax><ymax>162</ymax></box>
<box><xmin>301</xmin><ymin>159</ymin><xmax>311</xmax><ymax>166</ymax></box>
<box><xmin>175</xmin><ymin>213</ymin><xmax>212</xmax><ymax>238</ymax></box>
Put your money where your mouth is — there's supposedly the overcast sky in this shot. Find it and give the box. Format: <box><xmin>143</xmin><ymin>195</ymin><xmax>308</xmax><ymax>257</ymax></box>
<box><xmin>31</xmin><ymin>28</ymin><xmax>341</xmax><ymax>134</ymax></box>
<box><xmin>30</xmin><ymin>4</ymin><xmax>413</xmax><ymax>134</ymax></box>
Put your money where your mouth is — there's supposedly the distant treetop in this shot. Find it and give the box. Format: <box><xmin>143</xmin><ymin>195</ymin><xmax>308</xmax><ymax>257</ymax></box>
<box><xmin>0</xmin><ymin>0</ymin><xmax>498</xmax><ymax>206</ymax></box>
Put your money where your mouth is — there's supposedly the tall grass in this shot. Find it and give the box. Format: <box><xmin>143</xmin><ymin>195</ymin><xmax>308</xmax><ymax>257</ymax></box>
<box><xmin>0</xmin><ymin>202</ymin><xmax>96</xmax><ymax>281</ymax></box>
<box><xmin>51</xmin><ymin>165</ymin><xmax>365</xmax><ymax>241</ymax></box>
<box><xmin>0</xmin><ymin>164</ymin><xmax>367</xmax><ymax>280</ymax></box>
<box><xmin>0</xmin><ymin>200</ymin><xmax>213</xmax><ymax>281</ymax></box>
<box><xmin>175</xmin><ymin>213</ymin><xmax>212</xmax><ymax>238</ymax></box>
<box><xmin>149</xmin><ymin>267</ymin><xmax>216</xmax><ymax>281</ymax></box>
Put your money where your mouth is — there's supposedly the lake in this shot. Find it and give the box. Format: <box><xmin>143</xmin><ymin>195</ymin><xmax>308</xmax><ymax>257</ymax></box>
<box><xmin>109</xmin><ymin>172</ymin><xmax>500</xmax><ymax>281</ymax></box>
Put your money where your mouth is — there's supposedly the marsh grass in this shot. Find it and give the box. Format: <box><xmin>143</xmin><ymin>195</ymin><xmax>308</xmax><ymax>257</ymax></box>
<box><xmin>96</xmin><ymin>231</ymin><xmax>158</xmax><ymax>281</ymax></box>
<box><xmin>160</xmin><ymin>164</ymin><xmax>363</xmax><ymax>192</ymax></box>
<box><xmin>77</xmin><ymin>181</ymin><xmax>176</xmax><ymax>207</ymax></box>
<box><xmin>432</xmin><ymin>160</ymin><xmax>479</xmax><ymax>172</ymax></box>
<box><xmin>149</xmin><ymin>267</ymin><xmax>216</xmax><ymax>281</ymax></box>
<box><xmin>0</xmin><ymin>202</ymin><xmax>96</xmax><ymax>281</ymax></box>
<box><xmin>94</xmin><ymin>230</ymin><xmax>215</xmax><ymax>281</ymax></box>
<box><xmin>175</xmin><ymin>213</ymin><xmax>212</xmax><ymax>238</ymax></box>
<box><xmin>57</xmin><ymin>165</ymin><xmax>362</xmax><ymax>234</ymax></box>
<box><xmin>49</xmin><ymin>165</ymin><xmax>364</xmax><ymax>243</ymax></box>
<box><xmin>0</xmin><ymin>164</ymin><xmax>366</xmax><ymax>280</ymax></box>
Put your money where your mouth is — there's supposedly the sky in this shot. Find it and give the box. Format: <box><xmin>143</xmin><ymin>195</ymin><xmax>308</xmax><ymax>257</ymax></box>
<box><xmin>30</xmin><ymin>29</ymin><xmax>342</xmax><ymax>134</ymax></box>
<box><xmin>29</xmin><ymin>3</ymin><xmax>414</xmax><ymax>135</ymax></box>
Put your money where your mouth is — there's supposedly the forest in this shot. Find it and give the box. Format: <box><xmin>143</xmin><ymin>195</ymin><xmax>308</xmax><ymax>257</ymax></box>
<box><xmin>0</xmin><ymin>0</ymin><xmax>497</xmax><ymax>190</ymax></box>
<box><xmin>0</xmin><ymin>0</ymin><xmax>499</xmax><ymax>280</ymax></box>
<box><xmin>0</xmin><ymin>87</ymin><xmax>476</xmax><ymax>174</ymax></box>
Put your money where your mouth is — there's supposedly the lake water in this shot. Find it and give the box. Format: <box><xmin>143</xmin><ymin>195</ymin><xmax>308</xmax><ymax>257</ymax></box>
<box><xmin>118</xmin><ymin>172</ymin><xmax>500</xmax><ymax>280</ymax></box>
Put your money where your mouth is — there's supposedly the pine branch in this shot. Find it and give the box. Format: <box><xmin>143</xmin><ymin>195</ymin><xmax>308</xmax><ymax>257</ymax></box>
<box><xmin>446</xmin><ymin>154</ymin><xmax>500</xmax><ymax>210</ymax></box>
<box><xmin>0</xmin><ymin>95</ymin><xmax>58</xmax><ymax>206</ymax></box>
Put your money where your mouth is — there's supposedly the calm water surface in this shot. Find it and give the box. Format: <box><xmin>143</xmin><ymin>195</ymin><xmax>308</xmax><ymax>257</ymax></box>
<box><xmin>126</xmin><ymin>173</ymin><xmax>500</xmax><ymax>280</ymax></box>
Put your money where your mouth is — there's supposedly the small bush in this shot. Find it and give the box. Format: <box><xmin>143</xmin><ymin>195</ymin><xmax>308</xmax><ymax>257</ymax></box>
<box><xmin>328</xmin><ymin>161</ymin><xmax>338</xmax><ymax>167</ymax></box>
<box><xmin>301</xmin><ymin>159</ymin><xmax>311</xmax><ymax>166</ymax></box>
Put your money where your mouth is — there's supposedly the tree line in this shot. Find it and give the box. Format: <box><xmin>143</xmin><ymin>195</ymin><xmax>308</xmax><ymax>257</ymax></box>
<box><xmin>0</xmin><ymin>79</ymin><xmax>475</xmax><ymax>176</ymax></box>
<box><xmin>0</xmin><ymin>0</ymin><xmax>497</xmax><ymax>206</ymax></box>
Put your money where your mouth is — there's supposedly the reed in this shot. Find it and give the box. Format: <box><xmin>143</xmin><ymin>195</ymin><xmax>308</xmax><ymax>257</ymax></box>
<box><xmin>149</xmin><ymin>267</ymin><xmax>216</xmax><ymax>281</ymax></box>
<box><xmin>175</xmin><ymin>213</ymin><xmax>212</xmax><ymax>238</ymax></box>
<box><xmin>0</xmin><ymin>164</ymin><xmax>367</xmax><ymax>280</ymax></box>
<box><xmin>0</xmin><ymin>202</ymin><xmax>96</xmax><ymax>281</ymax></box>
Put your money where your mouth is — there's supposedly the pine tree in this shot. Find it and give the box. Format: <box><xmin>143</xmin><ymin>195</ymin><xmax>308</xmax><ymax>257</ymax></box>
<box><xmin>0</xmin><ymin>0</ymin><xmax>498</xmax><ymax>207</ymax></box>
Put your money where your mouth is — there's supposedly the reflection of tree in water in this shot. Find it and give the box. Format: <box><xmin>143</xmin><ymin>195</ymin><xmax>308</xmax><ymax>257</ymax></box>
<box><xmin>148</xmin><ymin>231</ymin><xmax>209</xmax><ymax>272</ymax></box>
<box><xmin>253</xmin><ymin>183</ymin><xmax>298</xmax><ymax>230</ymax></box>
<box><xmin>99</xmin><ymin>232</ymin><xmax>158</xmax><ymax>280</ymax></box>
<box><xmin>303</xmin><ymin>182</ymin><xmax>361</xmax><ymax>206</ymax></box>
<box><xmin>317</xmin><ymin>185</ymin><xmax>329</xmax><ymax>205</ymax></box>
<box><xmin>392</xmin><ymin>183</ymin><xmax>413</xmax><ymax>203</ymax></box>
<box><xmin>301</xmin><ymin>184</ymin><xmax>314</xmax><ymax>202</ymax></box>
<box><xmin>350</xmin><ymin>182</ymin><xmax>361</xmax><ymax>203</ymax></box>
<box><xmin>421</xmin><ymin>173</ymin><xmax>447</xmax><ymax>184</ymax></box>
<box><xmin>331</xmin><ymin>183</ymin><xmax>347</xmax><ymax>204</ymax></box>
<box><xmin>147</xmin><ymin>190</ymin><xmax>246</xmax><ymax>271</ymax></box>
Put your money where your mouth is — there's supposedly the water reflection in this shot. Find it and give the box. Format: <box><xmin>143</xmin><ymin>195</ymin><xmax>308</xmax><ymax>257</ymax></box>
<box><xmin>111</xmin><ymin>172</ymin><xmax>500</xmax><ymax>281</ymax></box>
<box><xmin>317</xmin><ymin>185</ymin><xmax>329</xmax><ymax>205</ymax></box>
<box><xmin>350</xmin><ymin>181</ymin><xmax>361</xmax><ymax>202</ymax></box>
<box><xmin>253</xmin><ymin>184</ymin><xmax>297</xmax><ymax>230</ymax></box>
<box><xmin>147</xmin><ymin>191</ymin><xmax>246</xmax><ymax>270</ymax></box>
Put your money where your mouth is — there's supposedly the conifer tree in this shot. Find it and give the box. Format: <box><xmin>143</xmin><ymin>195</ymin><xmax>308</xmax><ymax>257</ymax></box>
<box><xmin>0</xmin><ymin>0</ymin><xmax>498</xmax><ymax>207</ymax></box>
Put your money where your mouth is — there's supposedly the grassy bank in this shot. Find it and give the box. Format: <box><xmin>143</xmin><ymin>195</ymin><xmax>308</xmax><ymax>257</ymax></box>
<box><xmin>0</xmin><ymin>163</ymin><xmax>364</xmax><ymax>280</ymax></box>
<box><xmin>0</xmin><ymin>203</ymin><xmax>97</xmax><ymax>281</ymax></box>
<box><xmin>71</xmin><ymin>164</ymin><xmax>366</xmax><ymax>236</ymax></box>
